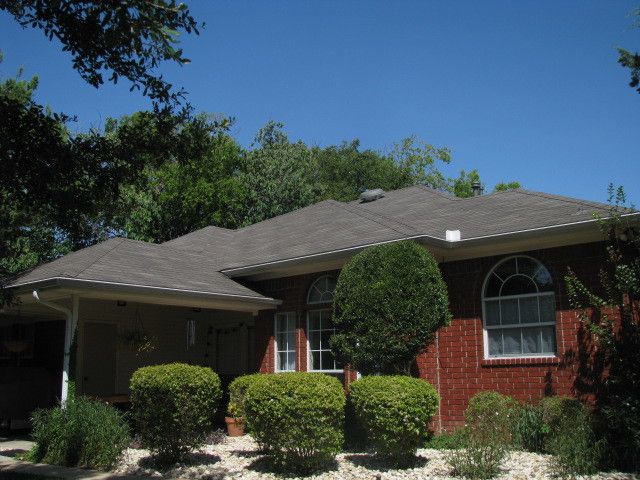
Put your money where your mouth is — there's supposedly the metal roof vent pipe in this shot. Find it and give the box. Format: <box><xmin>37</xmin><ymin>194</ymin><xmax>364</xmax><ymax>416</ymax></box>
<box><xmin>359</xmin><ymin>188</ymin><xmax>385</xmax><ymax>203</ymax></box>
<box><xmin>471</xmin><ymin>181</ymin><xmax>484</xmax><ymax>196</ymax></box>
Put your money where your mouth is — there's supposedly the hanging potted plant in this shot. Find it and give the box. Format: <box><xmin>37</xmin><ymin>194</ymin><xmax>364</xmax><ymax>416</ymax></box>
<box><xmin>118</xmin><ymin>308</ymin><xmax>157</xmax><ymax>355</ymax></box>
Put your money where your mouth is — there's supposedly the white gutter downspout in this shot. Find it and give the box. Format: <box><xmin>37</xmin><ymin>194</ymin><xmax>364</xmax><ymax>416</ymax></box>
<box><xmin>32</xmin><ymin>291</ymin><xmax>79</xmax><ymax>406</ymax></box>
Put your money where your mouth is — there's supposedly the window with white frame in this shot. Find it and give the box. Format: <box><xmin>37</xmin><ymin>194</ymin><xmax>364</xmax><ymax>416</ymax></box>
<box><xmin>482</xmin><ymin>256</ymin><xmax>557</xmax><ymax>358</ymax></box>
<box><xmin>307</xmin><ymin>309</ymin><xmax>341</xmax><ymax>372</ymax></box>
<box><xmin>307</xmin><ymin>275</ymin><xmax>337</xmax><ymax>304</ymax></box>
<box><xmin>275</xmin><ymin>312</ymin><xmax>296</xmax><ymax>371</ymax></box>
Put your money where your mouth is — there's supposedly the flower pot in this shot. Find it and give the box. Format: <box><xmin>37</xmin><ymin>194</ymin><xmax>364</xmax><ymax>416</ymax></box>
<box><xmin>225</xmin><ymin>416</ymin><xmax>245</xmax><ymax>437</ymax></box>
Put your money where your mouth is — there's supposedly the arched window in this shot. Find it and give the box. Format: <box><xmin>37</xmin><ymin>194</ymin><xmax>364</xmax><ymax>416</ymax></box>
<box><xmin>307</xmin><ymin>275</ymin><xmax>337</xmax><ymax>305</ymax></box>
<box><xmin>482</xmin><ymin>256</ymin><xmax>557</xmax><ymax>358</ymax></box>
<box><xmin>306</xmin><ymin>275</ymin><xmax>341</xmax><ymax>372</ymax></box>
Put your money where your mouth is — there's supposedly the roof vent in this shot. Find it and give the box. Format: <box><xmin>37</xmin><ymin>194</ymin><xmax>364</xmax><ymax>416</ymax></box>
<box><xmin>471</xmin><ymin>181</ymin><xmax>484</xmax><ymax>196</ymax></box>
<box><xmin>359</xmin><ymin>188</ymin><xmax>385</xmax><ymax>203</ymax></box>
<box><xmin>446</xmin><ymin>230</ymin><xmax>461</xmax><ymax>242</ymax></box>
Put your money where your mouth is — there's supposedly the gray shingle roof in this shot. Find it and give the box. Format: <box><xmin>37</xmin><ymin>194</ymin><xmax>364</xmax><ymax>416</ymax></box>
<box><xmin>6</xmin><ymin>237</ymin><xmax>271</xmax><ymax>300</ymax></box>
<box><xmin>8</xmin><ymin>186</ymin><xmax>618</xmax><ymax>294</ymax></box>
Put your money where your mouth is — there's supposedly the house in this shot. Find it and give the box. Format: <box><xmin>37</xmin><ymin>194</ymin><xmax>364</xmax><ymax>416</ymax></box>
<box><xmin>0</xmin><ymin>185</ymin><xmax>634</xmax><ymax>431</ymax></box>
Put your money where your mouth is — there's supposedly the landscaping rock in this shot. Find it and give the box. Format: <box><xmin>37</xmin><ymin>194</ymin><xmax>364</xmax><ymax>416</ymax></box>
<box><xmin>114</xmin><ymin>436</ymin><xmax>640</xmax><ymax>479</ymax></box>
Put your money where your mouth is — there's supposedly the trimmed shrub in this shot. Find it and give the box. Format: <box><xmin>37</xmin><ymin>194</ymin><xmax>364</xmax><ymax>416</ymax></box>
<box><xmin>539</xmin><ymin>396</ymin><xmax>603</xmax><ymax>476</ymax></box>
<box><xmin>446</xmin><ymin>391</ymin><xmax>518</xmax><ymax>479</ymax></box>
<box><xmin>513</xmin><ymin>403</ymin><xmax>546</xmax><ymax>453</ymax></box>
<box><xmin>130</xmin><ymin>363</ymin><xmax>222</xmax><ymax>464</ymax></box>
<box><xmin>244</xmin><ymin>372</ymin><xmax>345</xmax><ymax>473</ymax></box>
<box><xmin>349</xmin><ymin>375</ymin><xmax>439</xmax><ymax>462</ymax></box>
<box><xmin>30</xmin><ymin>395</ymin><xmax>130</xmax><ymax>470</ymax></box>
<box><xmin>227</xmin><ymin>373</ymin><xmax>267</xmax><ymax>420</ymax></box>
<box><xmin>332</xmin><ymin>241</ymin><xmax>451</xmax><ymax>374</ymax></box>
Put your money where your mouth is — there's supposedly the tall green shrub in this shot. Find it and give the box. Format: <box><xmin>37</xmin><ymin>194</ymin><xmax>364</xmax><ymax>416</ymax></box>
<box><xmin>540</xmin><ymin>396</ymin><xmax>603</xmax><ymax>476</ymax></box>
<box><xmin>446</xmin><ymin>391</ymin><xmax>518</xmax><ymax>479</ymax></box>
<box><xmin>227</xmin><ymin>373</ymin><xmax>266</xmax><ymax>420</ymax></box>
<box><xmin>244</xmin><ymin>372</ymin><xmax>345</xmax><ymax>473</ymax></box>
<box><xmin>30</xmin><ymin>395</ymin><xmax>130</xmax><ymax>470</ymax></box>
<box><xmin>348</xmin><ymin>375</ymin><xmax>439</xmax><ymax>462</ymax></box>
<box><xmin>130</xmin><ymin>363</ymin><xmax>222</xmax><ymax>464</ymax></box>
<box><xmin>332</xmin><ymin>241</ymin><xmax>451</xmax><ymax>374</ymax></box>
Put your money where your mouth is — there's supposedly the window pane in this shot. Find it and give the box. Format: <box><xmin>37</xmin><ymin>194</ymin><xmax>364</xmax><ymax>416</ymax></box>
<box><xmin>287</xmin><ymin>352</ymin><xmax>296</xmax><ymax>371</ymax></box>
<box><xmin>320</xmin><ymin>330</ymin><xmax>332</xmax><ymax>350</ymax></box>
<box><xmin>310</xmin><ymin>351</ymin><xmax>321</xmax><ymax>370</ymax></box>
<box><xmin>539</xmin><ymin>295</ymin><xmax>555</xmax><ymax>322</ymax></box>
<box><xmin>522</xmin><ymin>327</ymin><xmax>541</xmax><ymax>354</ymax></box>
<box><xmin>517</xmin><ymin>257</ymin><xmax>539</xmax><ymax>278</ymax></box>
<box><xmin>321</xmin><ymin>350</ymin><xmax>336</xmax><ymax>370</ymax></box>
<box><xmin>485</xmin><ymin>300</ymin><xmax>500</xmax><ymax>326</ymax></box>
<box><xmin>308</xmin><ymin>311</ymin><xmax>321</xmax><ymax>330</ymax></box>
<box><xmin>309</xmin><ymin>330</ymin><xmax>320</xmax><ymax>350</ymax></box>
<box><xmin>534</xmin><ymin>268</ymin><xmax>554</xmax><ymax>292</ymax></box>
<box><xmin>495</xmin><ymin>258</ymin><xmax>517</xmax><ymax>280</ymax></box>
<box><xmin>278</xmin><ymin>352</ymin><xmax>289</xmax><ymax>371</ymax></box>
<box><xmin>500</xmin><ymin>298</ymin><xmax>519</xmax><ymax>325</ymax></box>
<box><xmin>502</xmin><ymin>275</ymin><xmax>537</xmax><ymax>296</ymax></box>
<box><xmin>488</xmin><ymin>330</ymin><xmax>502</xmax><ymax>356</ymax></box>
<box><xmin>541</xmin><ymin>326</ymin><xmax>556</xmax><ymax>353</ymax></box>
<box><xmin>287</xmin><ymin>331</ymin><xmax>295</xmax><ymax>350</ymax></box>
<box><xmin>485</xmin><ymin>274</ymin><xmax>502</xmax><ymax>298</ymax></box>
<box><xmin>277</xmin><ymin>332</ymin><xmax>287</xmax><ymax>349</ymax></box>
<box><xmin>520</xmin><ymin>296</ymin><xmax>539</xmax><ymax>324</ymax></box>
<box><xmin>287</xmin><ymin>315</ymin><xmax>296</xmax><ymax>331</ymax></box>
<box><xmin>503</xmin><ymin>328</ymin><xmax>522</xmax><ymax>355</ymax></box>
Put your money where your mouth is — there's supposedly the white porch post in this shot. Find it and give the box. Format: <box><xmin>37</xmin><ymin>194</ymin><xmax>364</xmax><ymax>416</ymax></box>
<box><xmin>32</xmin><ymin>291</ymin><xmax>79</xmax><ymax>406</ymax></box>
<box><xmin>60</xmin><ymin>295</ymin><xmax>79</xmax><ymax>404</ymax></box>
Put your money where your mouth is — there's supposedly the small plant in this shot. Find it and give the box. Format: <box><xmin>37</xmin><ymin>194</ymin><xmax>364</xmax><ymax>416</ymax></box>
<box><xmin>348</xmin><ymin>375</ymin><xmax>439</xmax><ymax>463</ymax></box>
<box><xmin>130</xmin><ymin>363</ymin><xmax>222</xmax><ymax>465</ymax></box>
<box><xmin>30</xmin><ymin>395</ymin><xmax>130</xmax><ymax>470</ymax></box>
<box><xmin>227</xmin><ymin>373</ymin><xmax>266</xmax><ymax>421</ymax></box>
<box><xmin>513</xmin><ymin>403</ymin><xmax>546</xmax><ymax>453</ymax></box>
<box><xmin>540</xmin><ymin>396</ymin><xmax>603</xmax><ymax>476</ymax></box>
<box><xmin>446</xmin><ymin>391</ymin><xmax>518</xmax><ymax>479</ymax></box>
<box><xmin>244</xmin><ymin>372</ymin><xmax>345</xmax><ymax>473</ymax></box>
<box><xmin>425</xmin><ymin>430</ymin><xmax>466</xmax><ymax>450</ymax></box>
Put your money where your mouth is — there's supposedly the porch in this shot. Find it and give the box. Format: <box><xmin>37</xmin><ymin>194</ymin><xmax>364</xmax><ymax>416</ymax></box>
<box><xmin>1</xmin><ymin>291</ymin><xmax>272</xmax><ymax>428</ymax></box>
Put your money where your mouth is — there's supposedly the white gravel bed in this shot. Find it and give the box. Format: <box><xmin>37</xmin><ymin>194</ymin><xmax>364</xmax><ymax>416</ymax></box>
<box><xmin>114</xmin><ymin>435</ymin><xmax>640</xmax><ymax>480</ymax></box>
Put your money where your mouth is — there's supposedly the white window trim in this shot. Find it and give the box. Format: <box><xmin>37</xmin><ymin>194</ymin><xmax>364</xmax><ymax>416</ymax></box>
<box><xmin>306</xmin><ymin>308</ymin><xmax>343</xmax><ymax>373</ymax></box>
<box><xmin>306</xmin><ymin>275</ymin><xmax>337</xmax><ymax>305</ymax></box>
<box><xmin>481</xmin><ymin>255</ymin><xmax>558</xmax><ymax>360</ymax></box>
<box><xmin>274</xmin><ymin>312</ymin><xmax>297</xmax><ymax>372</ymax></box>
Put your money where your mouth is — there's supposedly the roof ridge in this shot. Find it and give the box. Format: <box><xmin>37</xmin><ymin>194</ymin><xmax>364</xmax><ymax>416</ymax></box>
<box><xmin>236</xmin><ymin>200</ymin><xmax>338</xmax><ymax>233</ymax></box>
<box><xmin>512</xmin><ymin>189</ymin><xmax>610</xmax><ymax>209</ymax></box>
<box><xmin>336</xmin><ymin>201</ymin><xmax>421</xmax><ymax>236</ymax></box>
<box><xmin>72</xmin><ymin>237</ymin><xmax>127</xmax><ymax>278</ymax></box>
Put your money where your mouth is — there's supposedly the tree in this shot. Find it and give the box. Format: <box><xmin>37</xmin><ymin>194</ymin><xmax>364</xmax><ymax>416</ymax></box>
<box><xmin>617</xmin><ymin>7</ymin><xmax>640</xmax><ymax>94</ymax></box>
<box><xmin>449</xmin><ymin>169</ymin><xmax>521</xmax><ymax>198</ymax></box>
<box><xmin>331</xmin><ymin>241</ymin><xmax>451</xmax><ymax>374</ymax></box>
<box><xmin>565</xmin><ymin>186</ymin><xmax>640</xmax><ymax>471</ymax></box>
<box><xmin>0</xmin><ymin>0</ymin><xmax>201</xmax><ymax>108</ymax></box>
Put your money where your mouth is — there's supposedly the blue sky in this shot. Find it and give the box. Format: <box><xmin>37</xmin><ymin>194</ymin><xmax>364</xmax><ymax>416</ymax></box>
<box><xmin>1</xmin><ymin>1</ymin><xmax>638</xmax><ymax>203</ymax></box>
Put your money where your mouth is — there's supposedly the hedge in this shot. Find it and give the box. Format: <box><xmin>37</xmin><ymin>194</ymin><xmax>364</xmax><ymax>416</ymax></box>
<box><xmin>130</xmin><ymin>363</ymin><xmax>222</xmax><ymax>464</ymax></box>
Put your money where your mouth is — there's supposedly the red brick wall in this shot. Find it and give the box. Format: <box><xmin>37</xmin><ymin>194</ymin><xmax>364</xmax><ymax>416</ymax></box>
<box><xmin>249</xmin><ymin>241</ymin><xmax>610</xmax><ymax>432</ymax></box>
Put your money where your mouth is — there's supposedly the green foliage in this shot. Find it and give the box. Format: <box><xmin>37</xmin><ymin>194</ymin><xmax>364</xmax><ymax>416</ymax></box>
<box><xmin>617</xmin><ymin>8</ymin><xmax>640</xmax><ymax>94</ymax></box>
<box><xmin>227</xmin><ymin>373</ymin><xmax>267</xmax><ymax>420</ymax></box>
<box><xmin>564</xmin><ymin>185</ymin><xmax>640</xmax><ymax>472</ymax></box>
<box><xmin>130</xmin><ymin>363</ymin><xmax>222</xmax><ymax>464</ymax></box>
<box><xmin>348</xmin><ymin>376</ymin><xmax>439</xmax><ymax>462</ymax></box>
<box><xmin>1</xmin><ymin>0</ymin><xmax>201</xmax><ymax>107</ymax></box>
<box><xmin>425</xmin><ymin>430</ymin><xmax>467</xmax><ymax>450</ymax></box>
<box><xmin>30</xmin><ymin>395</ymin><xmax>130</xmax><ymax>470</ymax></box>
<box><xmin>446</xmin><ymin>391</ymin><xmax>518</xmax><ymax>480</ymax></box>
<box><xmin>244</xmin><ymin>372</ymin><xmax>345</xmax><ymax>473</ymax></box>
<box><xmin>539</xmin><ymin>396</ymin><xmax>603</xmax><ymax>476</ymax></box>
<box><xmin>332</xmin><ymin>241</ymin><xmax>451</xmax><ymax>374</ymax></box>
<box><xmin>512</xmin><ymin>403</ymin><xmax>546</xmax><ymax>453</ymax></box>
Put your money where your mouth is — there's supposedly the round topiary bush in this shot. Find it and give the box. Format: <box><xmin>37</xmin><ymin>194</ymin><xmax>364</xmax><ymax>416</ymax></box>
<box><xmin>348</xmin><ymin>375</ymin><xmax>439</xmax><ymax>462</ymax></box>
<box><xmin>130</xmin><ymin>363</ymin><xmax>222</xmax><ymax>464</ymax></box>
<box><xmin>332</xmin><ymin>240</ymin><xmax>451</xmax><ymax>374</ymax></box>
<box><xmin>244</xmin><ymin>372</ymin><xmax>345</xmax><ymax>473</ymax></box>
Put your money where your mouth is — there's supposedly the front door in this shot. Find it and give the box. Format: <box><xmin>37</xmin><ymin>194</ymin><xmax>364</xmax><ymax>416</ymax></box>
<box><xmin>82</xmin><ymin>322</ymin><xmax>117</xmax><ymax>397</ymax></box>
<box><xmin>216</xmin><ymin>326</ymin><xmax>244</xmax><ymax>375</ymax></box>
